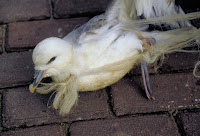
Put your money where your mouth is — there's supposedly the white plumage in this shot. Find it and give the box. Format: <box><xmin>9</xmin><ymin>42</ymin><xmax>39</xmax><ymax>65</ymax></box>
<box><xmin>29</xmin><ymin>0</ymin><xmax>200</xmax><ymax>115</ymax></box>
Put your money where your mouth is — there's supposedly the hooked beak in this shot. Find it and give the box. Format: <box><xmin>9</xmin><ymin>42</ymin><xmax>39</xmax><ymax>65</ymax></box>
<box><xmin>29</xmin><ymin>70</ymin><xmax>46</xmax><ymax>93</ymax></box>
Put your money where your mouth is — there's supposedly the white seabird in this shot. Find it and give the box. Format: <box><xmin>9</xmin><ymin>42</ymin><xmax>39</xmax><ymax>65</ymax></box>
<box><xmin>29</xmin><ymin>0</ymin><xmax>200</xmax><ymax>115</ymax></box>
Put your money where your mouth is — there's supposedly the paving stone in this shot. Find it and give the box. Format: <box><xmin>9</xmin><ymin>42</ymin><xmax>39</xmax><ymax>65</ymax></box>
<box><xmin>0</xmin><ymin>52</ymin><xmax>34</xmax><ymax>88</ymax></box>
<box><xmin>7</xmin><ymin>18</ymin><xmax>89</xmax><ymax>51</ymax></box>
<box><xmin>179</xmin><ymin>112</ymin><xmax>200</xmax><ymax>136</ymax></box>
<box><xmin>160</xmin><ymin>52</ymin><xmax>199</xmax><ymax>72</ymax></box>
<box><xmin>111</xmin><ymin>73</ymin><xmax>200</xmax><ymax>116</ymax></box>
<box><xmin>0</xmin><ymin>124</ymin><xmax>64</xmax><ymax>136</ymax></box>
<box><xmin>53</xmin><ymin>0</ymin><xmax>110</xmax><ymax>18</ymax></box>
<box><xmin>0</xmin><ymin>0</ymin><xmax>50</xmax><ymax>23</ymax></box>
<box><xmin>130</xmin><ymin>52</ymin><xmax>198</xmax><ymax>75</ymax></box>
<box><xmin>0</xmin><ymin>26</ymin><xmax>2</xmax><ymax>53</ymax></box>
<box><xmin>2</xmin><ymin>87</ymin><xmax>110</xmax><ymax>128</ymax></box>
<box><xmin>70</xmin><ymin>114</ymin><xmax>180</xmax><ymax>136</ymax></box>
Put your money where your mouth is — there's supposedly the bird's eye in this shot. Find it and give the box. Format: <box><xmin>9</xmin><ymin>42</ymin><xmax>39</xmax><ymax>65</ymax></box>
<box><xmin>47</xmin><ymin>56</ymin><xmax>56</xmax><ymax>64</ymax></box>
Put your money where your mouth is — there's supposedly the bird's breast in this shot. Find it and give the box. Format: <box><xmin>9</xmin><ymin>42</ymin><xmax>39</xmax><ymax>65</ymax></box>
<box><xmin>73</xmin><ymin>29</ymin><xmax>143</xmax><ymax>91</ymax></box>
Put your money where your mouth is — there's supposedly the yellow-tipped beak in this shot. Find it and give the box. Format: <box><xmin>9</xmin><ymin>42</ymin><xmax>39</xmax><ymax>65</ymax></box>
<box><xmin>29</xmin><ymin>84</ymin><xmax>37</xmax><ymax>93</ymax></box>
<box><xmin>29</xmin><ymin>70</ymin><xmax>45</xmax><ymax>93</ymax></box>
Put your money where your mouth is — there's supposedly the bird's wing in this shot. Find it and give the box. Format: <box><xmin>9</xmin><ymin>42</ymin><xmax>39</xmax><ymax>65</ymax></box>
<box><xmin>65</xmin><ymin>0</ymin><xmax>200</xmax><ymax>45</ymax></box>
<box><xmin>106</xmin><ymin>0</ymin><xmax>137</xmax><ymax>24</ymax></box>
<box><xmin>63</xmin><ymin>14</ymin><xmax>111</xmax><ymax>46</ymax></box>
<box><xmin>64</xmin><ymin>0</ymin><xmax>189</xmax><ymax>46</ymax></box>
<box><xmin>106</xmin><ymin>0</ymin><xmax>191</xmax><ymax>28</ymax></box>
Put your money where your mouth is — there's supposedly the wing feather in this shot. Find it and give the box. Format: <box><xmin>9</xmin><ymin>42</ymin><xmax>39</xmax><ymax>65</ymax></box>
<box><xmin>106</xmin><ymin>0</ymin><xmax>192</xmax><ymax>28</ymax></box>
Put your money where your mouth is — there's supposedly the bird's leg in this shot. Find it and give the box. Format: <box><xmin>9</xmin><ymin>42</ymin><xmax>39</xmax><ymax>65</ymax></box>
<box><xmin>141</xmin><ymin>60</ymin><xmax>155</xmax><ymax>100</ymax></box>
<box><xmin>141</xmin><ymin>38</ymin><xmax>155</xmax><ymax>100</ymax></box>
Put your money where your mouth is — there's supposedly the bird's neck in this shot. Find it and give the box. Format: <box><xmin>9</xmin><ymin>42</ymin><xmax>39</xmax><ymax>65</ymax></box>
<box><xmin>52</xmin><ymin>63</ymin><xmax>79</xmax><ymax>83</ymax></box>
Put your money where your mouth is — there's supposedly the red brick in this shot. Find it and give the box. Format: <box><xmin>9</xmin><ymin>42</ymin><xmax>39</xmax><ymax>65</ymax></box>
<box><xmin>0</xmin><ymin>0</ymin><xmax>50</xmax><ymax>23</ymax></box>
<box><xmin>0</xmin><ymin>124</ymin><xmax>64</xmax><ymax>136</ymax></box>
<box><xmin>160</xmin><ymin>52</ymin><xmax>198</xmax><ymax>72</ymax></box>
<box><xmin>130</xmin><ymin>52</ymin><xmax>198</xmax><ymax>75</ymax></box>
<box><xmin>0</xmin><ymin>52</ymin><xmax>34</xmax><ymax>88</ymax></box>
<box><xmin>7</xmin><ymin>18</ymin><xmax>89</xmax><ymax>51</ymax></box>
<box><xmin>179</xmin><ymin>112</ymin><xmax>200</xmax><ymax>136</ymax></box>
<box><xmin>111</xmin><ymin>73</ymin><xmax>200</xmax><ymax>116</ymax></box>
<box><xmin>70</xmin><ymin>114</ymin><xmax>180</xmax><ymax>136</ymax></box>
<box><xmin>0</xmin><ymin>92</ymin><xmax>2</xmax><ymax>131</ymax></box>
<box><xmin>53</xmin><ymin>0</ymin><xmax>110</xmax><ymax>18</ymax></box>
<box><xmin>2</xmin><ymin>87</ymin><xmax>110</xmax><ymax>127</ymax></box>
<box><xmin>0</xmin><ymin>26</ymin><xmax>3</xmax><ymax>53</ymax></box>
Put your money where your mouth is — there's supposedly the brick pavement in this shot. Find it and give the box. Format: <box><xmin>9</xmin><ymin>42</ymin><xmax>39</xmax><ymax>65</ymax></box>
<box><xmin>69</xmin><ymin>114</ymin><xmax>180</xmax><ymax>136</ymax></box>
<box><xmin>0</xmin><ymin>26</ymin><xmax>3</xmax><ymax>53</ymax></box>
<box><xmin>0</xmin><ymin>0</ymin><xmax>50</xmax><ymax>23</ymax></box>
<box><xmin>1</xmin><ymin>124</ymin><xmax>64</xmax><ymax>136</ymax></box>
<box><xmin>2</xmin><ymin>88</ymin><xmax>109</xmax><ymax>127</ymax></box>
<box><xmin>52</xmin><ymin>0</ymin><xmax>110</xmax><ymax>18</ymax></box>
<box><xmin>0</xmin><ymin>0</ymin><xmax>200</xmax><ymax>136</ymax></box>
<box><xmin>178</xmin><ymin>111</ymin><xmax>200</xmax><ymax>136</ymax></box>
<box><xmin>7</xmin><ymin>18</ymin><xmax>89</xmax><ymax>51</ymax></box>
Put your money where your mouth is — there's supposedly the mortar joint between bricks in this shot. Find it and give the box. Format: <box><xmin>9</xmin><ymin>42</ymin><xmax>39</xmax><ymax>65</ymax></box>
<box><xmin>61</xmin><ymin>122</ymin><xmax>71</xmax><ymax>136</ymax></box>
<box><xmin>1</xmin><ymin>25</ymin><xmax>7</xmax><ymax>54</ymax></box>
<box><xmin>173</xmin><ymin>114</ymin><xmax>187</xmax><ymax>136</ymax></box>
<box><xmin>105</xmin><ymin>87</ymin><xmax>117</xmax><ymax>117</ymax></box>
<box><xmin>48</xmin><ymin>0</ymin><xmax>54</xmax><ymax>19</ymax></box>
<box><xmin>0</xmin><ymin>89</ymin><xmax>3</xmax><ymax>132</ymax></box>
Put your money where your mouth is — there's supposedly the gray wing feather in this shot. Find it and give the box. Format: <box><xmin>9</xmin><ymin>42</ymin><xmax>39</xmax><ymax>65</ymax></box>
<box><xmin>63</xmin><ymin>14</ymin><xmax>108</xmax><ymax>47</ymax></box>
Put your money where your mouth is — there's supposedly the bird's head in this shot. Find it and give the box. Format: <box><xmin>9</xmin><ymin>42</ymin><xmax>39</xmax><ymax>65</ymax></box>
<box><xmin>29</xmin><ymin>37</ymin><xmax>73</xmax><ymax>93</ymax></box>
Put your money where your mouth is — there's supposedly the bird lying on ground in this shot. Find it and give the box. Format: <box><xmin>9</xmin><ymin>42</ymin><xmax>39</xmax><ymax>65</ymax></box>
<box><xmin>29</xmin><ymin>0</ymin><xmax>200</xmax><ymax>115</ymax></box>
